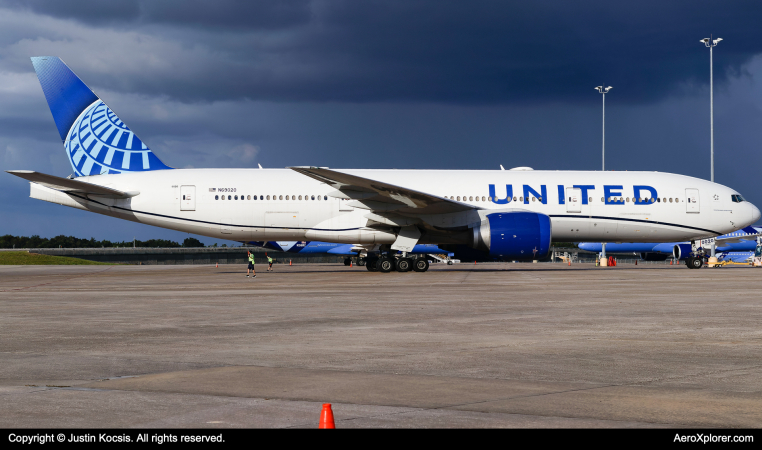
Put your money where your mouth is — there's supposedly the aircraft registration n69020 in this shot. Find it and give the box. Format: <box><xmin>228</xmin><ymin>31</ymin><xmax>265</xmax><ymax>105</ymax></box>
<box><xmin>6</xmin><ymin>57</ymin><xmax>762</xmax><ymax>273</ymax></box>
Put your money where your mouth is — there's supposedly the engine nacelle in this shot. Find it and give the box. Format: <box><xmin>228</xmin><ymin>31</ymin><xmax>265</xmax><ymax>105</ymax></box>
<box><xmin>673</xmin><ymin>243</ymin><xmax>693</xmax><ymax>260</ymax></box>
<box><xmin>471</xmin><ymin>211</ymin><xmax>552</xmax><ymax>260</ymax></box>
<box><xmin>640</xmin><ymin>252</ymin><xmax>669</xmax><ymax>261</ymax></box>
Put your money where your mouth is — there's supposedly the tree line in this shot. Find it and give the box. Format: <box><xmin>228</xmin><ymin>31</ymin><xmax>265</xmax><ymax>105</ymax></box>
<box><xmin>0</xmin><ymin>235</ymin><xmax>205</xmax><ymax>249</ymax></box>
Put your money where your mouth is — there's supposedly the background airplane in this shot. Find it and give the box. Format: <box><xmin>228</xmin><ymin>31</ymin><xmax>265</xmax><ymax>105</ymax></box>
<box><xmin>579</xmin><ymin>226</ymin><xmax>762</xmax><ymax>262</ymax></box>
<box><xmin>250</xmin><ymin>241</ymin><xmax>454</xmax><ymax>268</ymax></box>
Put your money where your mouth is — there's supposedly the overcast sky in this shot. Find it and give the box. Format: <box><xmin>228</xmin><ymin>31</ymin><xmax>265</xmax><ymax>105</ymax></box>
<box><xmin>1</xmin><ymin>0</ymin><xmax>761</xmax><ymax>244</ymax></box>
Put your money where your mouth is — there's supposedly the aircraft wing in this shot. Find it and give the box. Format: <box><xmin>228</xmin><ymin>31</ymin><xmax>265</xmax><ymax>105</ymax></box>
<box><xmin>288</xmin><ymin>167</ymin><xmax>479</xmax><ymax>215</ymax></box>
<box><xmin>6</xmin><ymin>170</ymin><xmax>137</xmax><ymax>198</ymax></box>
<box><xmin>715</xmin><ymin>233</ymin><xmax>762</xmax><ymax>244</ymax></box>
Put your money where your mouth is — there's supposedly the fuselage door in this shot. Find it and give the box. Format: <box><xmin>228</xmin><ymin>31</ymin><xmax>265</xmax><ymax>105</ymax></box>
<box><xmin>566</xmin><ymin>187</ymin><xmax>581</xmax><ymax>213</ymax></box>
<box><xmin>180</xmin><ymin>185</ymin><xmax>195</xmax><ymax>211</ymax></box>
<box><xmin>686</xmin><ymin>188</ymin><xmax>700</xmax><ymax>213</ymax></box>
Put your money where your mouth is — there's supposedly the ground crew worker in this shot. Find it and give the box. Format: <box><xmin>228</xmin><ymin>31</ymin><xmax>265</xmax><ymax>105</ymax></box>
<box><xmin>247</xmin><ymin>251</ymin><xmax>256</xmax><ymax>278</ymax></box>
<box><xmin>267</xmin><ymin>255</ymin><xmax>274</xmax><ymax>271</ymax></box>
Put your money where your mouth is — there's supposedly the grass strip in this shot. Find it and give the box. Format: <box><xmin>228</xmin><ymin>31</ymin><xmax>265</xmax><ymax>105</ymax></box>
<box><xmin>0</xmin><ymin>251</ymin><xmax>114</xmax><ymax>265</ymax></box>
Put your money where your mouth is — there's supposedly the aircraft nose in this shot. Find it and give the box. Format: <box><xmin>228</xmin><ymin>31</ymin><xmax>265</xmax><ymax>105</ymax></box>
<box><xmin>752</xmin><ymin>203</ymin><xmax>761</xmax><ymax>224</ymax></box>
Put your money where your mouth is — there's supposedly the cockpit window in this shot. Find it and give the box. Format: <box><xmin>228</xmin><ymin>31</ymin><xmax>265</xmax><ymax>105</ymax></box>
<box><xmin>731</xmin><ymin>194</ymin><xmax>746</xmax><ymax>203</ymax></box>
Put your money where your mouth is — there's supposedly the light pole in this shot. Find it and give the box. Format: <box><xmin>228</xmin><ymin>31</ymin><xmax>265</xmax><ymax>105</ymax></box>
<box><xmin>595</xmin><ymin>85</ymin><xmax>612</xmax><ymax>260</ymax></box>
<box><xmin>701</xmin><ymin>36</ymin><xmax>721</xmax><ymax>258</ymax></box>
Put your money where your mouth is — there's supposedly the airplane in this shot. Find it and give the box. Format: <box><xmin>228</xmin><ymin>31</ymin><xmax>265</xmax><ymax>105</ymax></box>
<box><xmin>579</xmin><ymin>226</ymin><xmax>762</xmax><ymax>263</ymax></box>
<box><xmin>6</xmin><ymin>56</ymin><xmax>761</xmax><ymax>273</ymax></box>
<box><xmin>250</xmin><ymin>241</ymin><xmax>453</xmax><ymax>270</ymax></box>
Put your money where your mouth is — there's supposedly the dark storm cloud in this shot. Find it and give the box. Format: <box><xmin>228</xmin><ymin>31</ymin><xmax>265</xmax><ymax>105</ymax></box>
<box><xmin>3</xmin><ymin>0</ymin><xmax>312</xmax><ymax>29</ymax></box>
<box><xmin>3</xmin><ymin>0</ymin><xmax>762</xmax><ymax>104</ymax></box>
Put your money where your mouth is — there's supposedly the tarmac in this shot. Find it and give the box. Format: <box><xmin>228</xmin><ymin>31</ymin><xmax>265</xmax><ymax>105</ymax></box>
<box><xmin>1</xmin><ymin>262</ymin><xmax>761</xmax><ymax>428</ymax></box>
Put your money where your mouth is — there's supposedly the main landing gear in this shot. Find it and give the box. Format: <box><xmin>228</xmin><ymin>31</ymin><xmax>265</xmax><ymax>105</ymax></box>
<box><xmin>685</xmin><ymin>241</ymin><xmax>705</xmax><ymax>269</ymax></box>
<box><xmin>361</xmin><ymin>254</ymin><xmax>430</xmax><ymax>273</ymax></box>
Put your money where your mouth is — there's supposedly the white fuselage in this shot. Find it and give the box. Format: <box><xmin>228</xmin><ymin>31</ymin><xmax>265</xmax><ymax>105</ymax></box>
<box><xmin>30</xmin><ymin>169</ymin><xmax>759</xmax><ymax>245</ymax></box>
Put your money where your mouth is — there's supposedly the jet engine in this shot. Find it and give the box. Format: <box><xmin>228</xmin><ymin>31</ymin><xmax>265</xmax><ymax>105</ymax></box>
<box><xmin>639</xmin><ymin>252</ymin><xmax>669</xmax><ymax>261</ymax></box>
<box><xmin>672</xmin><ymin>243</ymin><xmax>693</xmax><ymax>260</ymax></box>
<box><xmin>470</xmin><ymin>211</ymin><xmax>552</xmax><ymax>260</ymax></box>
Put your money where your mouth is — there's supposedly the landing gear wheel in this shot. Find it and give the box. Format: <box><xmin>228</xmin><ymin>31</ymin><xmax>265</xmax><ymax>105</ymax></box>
<box><xmin>688</xmin><ymin>257</ymin><xmax>703</xmax><ymax>269</ymax></box>
<box><xmin>366</xmin><ymin>258</ymin><xmax>378</xmax><ymax>271</ymax></box>
<box><xmin>376</xmin><ymin>257</ymin><xmax>394</xmax><ymax>273</ymax></box>
<box><xmin>357</xmin><ymin>258</ymin><xmax>366</xmax><ymax>266</ymax></box>
<box><xmin>395</xmin><ymin>258</ymin><xmax>412</xmax><ymax>272</ymax></box>
<box><xmin>344</xmin><ymin>258</ymin><xmax>351</xmax><ymax>266</ymax></box>
<box><xmin>413</xmin><ymin>258</ymin><xmax>430</xmax><ymax>272</ymax></box>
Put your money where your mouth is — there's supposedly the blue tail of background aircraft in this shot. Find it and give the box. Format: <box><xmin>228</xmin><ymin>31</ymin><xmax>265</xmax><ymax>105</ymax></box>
<box><xmin>31</xmin><ymin>56</ymin><xmax>171</xmax><ymax>177</ymax></box>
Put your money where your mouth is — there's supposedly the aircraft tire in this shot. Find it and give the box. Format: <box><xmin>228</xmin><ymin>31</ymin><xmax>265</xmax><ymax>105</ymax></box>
<box><xmin>412</xmin><ymin>258</ymin><xmax>429</xmax><ymax>272</ymax></box>
<box><xmin>357</xmin><ymin>258</ymin><xmax>366</xmax><ymax>266</ymax></box>
<box><xmin>366</xmin><ymin>258</ymin><xmax>378</xmax><ymax>271</ymax></box>
<box><xmin>344</xmin><ymin>258</ymin><xmax>351</xmax><ymax>266</ymax></box>
<box><xmin>690</xmin><ymin>257</ymin><xmax>703</xmax><ymax>269</ymax></box>
<box><xmin>377</xmin><ymin>257</ymin><xmax>394</xmax><ymax>273</ymax></box>
<box><xmin>395</xmin><ymin>258</ymin><xmax>412</xmax><ymax>272</ymax></box>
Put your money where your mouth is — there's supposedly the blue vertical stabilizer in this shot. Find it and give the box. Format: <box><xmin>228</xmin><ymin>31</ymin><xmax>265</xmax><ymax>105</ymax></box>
<box><xmin>31</xmin><ymin>56</ymin><xmax>171</xmax><ymax>177</ymax></box>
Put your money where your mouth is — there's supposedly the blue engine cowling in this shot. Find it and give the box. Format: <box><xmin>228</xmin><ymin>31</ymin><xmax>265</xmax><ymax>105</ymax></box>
<box><xmin>471</xmin><ymin>211</ymin><xmax>552</xmax><ymax>260</ymax></box>
<box><xmin>673</xmin><ymin>243</ymin><xmax>693</xmax><ymax>260</ymax></box>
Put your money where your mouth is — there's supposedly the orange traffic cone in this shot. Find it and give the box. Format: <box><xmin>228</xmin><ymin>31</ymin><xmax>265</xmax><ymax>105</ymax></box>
<box><xmin>290</xmin><ymin>260</ymin><xmax>292</xmax><ymax>266</ymax></box>
<box><xmin>216</xmin><ymin>262</ymin><xmax>218</xmax><ymax>268</ymax></box>
<box><xmin>635</xmin><ymin>260</ymin><xmax>638</xmax><ymax>266</ymax></box>
<box><xmin>350</xmin><ymin>261</ymin><xmax>353</xmax><ymax>267</ymax></box>
<box><xmin>568</xmin><ymin>260</ymin><xmax>571</xmax><ymax>266</ymax></box>
<box><xmin>319</xmin><ymin>403</ymin><xmax>335</xmax><ymax>429</ymax></box>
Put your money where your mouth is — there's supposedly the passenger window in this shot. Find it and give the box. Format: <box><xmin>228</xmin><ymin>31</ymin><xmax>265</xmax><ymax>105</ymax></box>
<box><xmin>602</xmin><ymin>197</ymin><xmax>605</xmax><ymax>202</ymax></box>
<box><xmin>215</xmin><ymin>195</ymin><xmax>219</xmax><ymax>200</ymax></box>
<box><xmin>266</xmin><ymin>195</ymin><xmax>270</xmax><ymax>200</ymax></box>
<box><xmin>532</xmin><ymin>197</ymin><xmax>536</xmax><ymax>202</ymax></box>
<box><xmin>481</xmin><ymin>196</ymin><xmax>485</xmax><ymax>201</ymax></box>
<box><xmin>457</xmin><ymin>196</ymin><xmax>460</xmax><ymax>201</ymax></box>
<box><xmin>469</xmin><ymin>196</ymin><xmax>473</xmax><ymax>201</ymax></box>
<box><xmin>298</xmin><ymin>195</ymin><xmax>302</xmax><ymax>200</ymax></box>
<box><xmin>324</xmin><ymin>196</ymin><xmax>328</xmax><ymax>200</ymax></box>
<box><xmin>234</xmin><ymin>195</ymin><xmax>238</xmax><ymax>200</ymax></box>
<box><xmin>311</xmin><ymin>195</ymin><xmax>315</xmax><ymax>200</ymax></box>
<box><xmin>520</xmin><ymin>197</ymin><xmax>523</xmax><ymax>202</ymax></box>
<box><xmin>588</xmin><ymin>197</ymin><xmax>591</xmax><ymax>203</ymax></box>
<box><xmin>227</xmin><ymin>195</ymin><xmax>231</xmax><ymax>200</ymax></box>
<box><xmin>626</xmin><ymin>197</ymin><xmax>629</xmax><ymax>202</ymax></box>
<box><xmin>279</xmin><ymin>195</ymin><xmax>283</xmax><ymax>200</ymax></box>
<box><xmin>317</xmin><ymin>195</ymin><xmax>321</xmax><ymax>201</ymax></box>
<box><xmin>513</xmin><ymin>197</ymin><xmax>517</xmax><ymax>201</ymax></box>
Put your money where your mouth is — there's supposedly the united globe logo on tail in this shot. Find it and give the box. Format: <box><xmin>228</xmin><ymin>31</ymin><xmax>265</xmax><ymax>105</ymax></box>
<box><xmin>31</xmin><ymin>56</ymin><xmax>171</xmax><ymax>177</ymax></box>
<box><xmin>65</xmin><ymin>100</ymin><xmax>166</xmax><ymax>176</ymax></box>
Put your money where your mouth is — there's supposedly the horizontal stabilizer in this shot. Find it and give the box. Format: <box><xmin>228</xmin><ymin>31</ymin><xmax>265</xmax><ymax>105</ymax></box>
<box><xmin>6</xmin><ymin>170</ymin><xmax>138</xmax><ymax>198</ymax></box>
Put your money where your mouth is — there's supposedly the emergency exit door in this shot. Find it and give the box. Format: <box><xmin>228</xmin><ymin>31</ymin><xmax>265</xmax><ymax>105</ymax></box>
<box><xmin>686</xmin><ymin>188</ymin><xmax>700</xmax><ymax>213</ymax></box>
<box><xmin>566</xmin><ymin>187</ymin><xmax>581</xmax><ymax>213</ymax></box>
<box><xmin>180</xmin><ymin>185</ymin><xmax>195</xmax><ymax>211</ymax></box>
